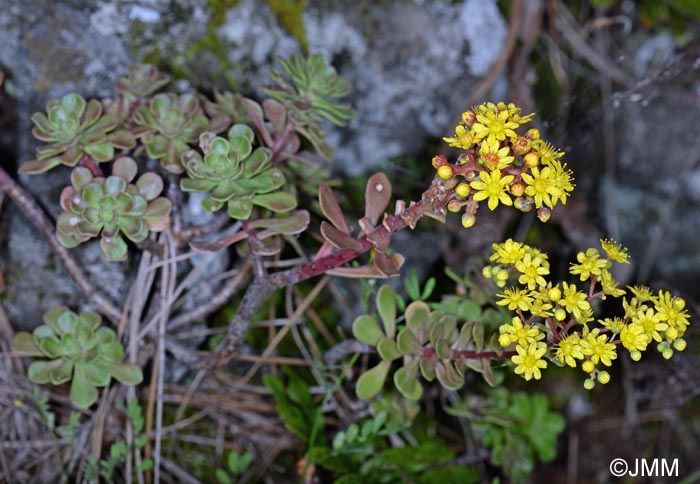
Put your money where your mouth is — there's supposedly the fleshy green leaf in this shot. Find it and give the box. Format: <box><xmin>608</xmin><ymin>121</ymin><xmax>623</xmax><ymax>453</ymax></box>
<box><xmin>70</xmin><ymin>365</ymin><xmax>99</xmax><ymax>408</ymax></box>
<box><xmin>136</xmin><ymin>172</ymin><xmax>164</xmax><ymax>200</ymax></box>
<box><xmin>226</xmin><ymin>199</ymin><xmax>253</xmax><ymax>220</ymax></box>
<box><xmin>352</xmin><ymin>315</ymin><xmax>383</xmax><ymax>346</ymax></box>
<box><xmin>251</xmin><ymin>191</ymin><xmax>297</xmax><ymax>213</ymax></box>
<box><xmin>394</xmin><ymin>366</ymin><xmax>423</xmax><ymax>401</ymax></box>
<box><xmin>376</xmin><ymin>285</ymin><xmax>396</xmax><ymax>338</ymax></box>
<box><xmin>111</xmin><ymin>362</ymin><xmax>143</xmax><ymax>385</ymax></box>
<box><xmin>376</xmin><ymin>337</ymin><xmax>401</xmax><ymax>361</ymax></box>
<box><xmin>84</xmin><ymin>141</ymin><xmax>114</xmax><ymax>162</ymax></box>
<box><xmin>12</xmin><ymin>332</ymin><xmax>44</xmax><ymax>356</ymax></box>
<box><xmin>28</xmin><ymin>360</ymin><xmax>64</xmax><ymax>385</ymax></box>
<box><xmin>356</xmin><ymin>360</ymin><xmax>390</xmax><ymax>400</ymax></box>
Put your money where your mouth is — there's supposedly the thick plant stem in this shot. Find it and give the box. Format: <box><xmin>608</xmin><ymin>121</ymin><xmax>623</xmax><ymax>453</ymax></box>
<box><xmin>0</xmin><ymin>166</ymin><xmax>122</xmax><ymax>324</ymax></box>
<box><xmin>214</xmin><ymin>178</ymin><xmax>449</xmax><ymax>365</ymax></box>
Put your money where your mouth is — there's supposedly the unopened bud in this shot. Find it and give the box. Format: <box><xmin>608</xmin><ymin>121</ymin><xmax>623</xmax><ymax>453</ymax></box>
<box><xmin>461</xmin><ymin>212</ymin><xmax>476</xmax><ymax>228</ymax></box>
<box><xmin>597</xmin><ymin>370</ymin><xmax>611</xmax><ymax>384</ymax></box>
<box><xmin>461</xmin><ymin>111</ymin><xmax>476</xmax><ymax>126</ymax></box>
<box><xmin>630</xmin><ymin>350</ymin><xmax>642</xmax><ymax>361</ymax></box>
<box><xmin>514</xmin><ymin>197</ymin><xmax>531</xmax><ymax>212</ymax></box>
<box><xmin>432</xmin><ymin>154</ymin><xmax>447</xmax><ymax>169</ymax></box>
<box><xmin>447</xmin><ymin>199</ymin><xmax>463</xmax><ymax>212</ymax></box>
<box><xmin>548</xmin><ymin>287</ymin><xmax>562</xmax><ymax>301</ymax></box>
<box><xmin>455</xmin><ymin>183</ymin><xmax>470</xmax><ymax>197</ymax></box>
<box><xmin>673</xmin><ymin>338</ymin><xmax>686</xmax><ymax>352</ymax></box>
<box><xmin>526</xmin><ymin>128</ymin><xmax>540</xmax><ymax>140</ymax></box>
<box><xmin>443</xmin><ymin>176</ymin><xmax>457</xmax><ymax>189</ymax></box>
<box><xmin>537</xmin><ymin>207</ymin><xmax>551</xmax><ymax>223</ymax></box>
<box><xmin>496</xmin><ymin>269</ymin><xmax>509</xmax><ymax>282</ymax></box>
<box><xmin>437</xmin><ymin>165</ymin><xmax>453</xmax><ymax>179</ymax></box>
<box><xmin>524</xmin><ymin>152</ymin><xmax>540</xmax><ymax>167</ymax></box>
<box><xmin>464</xmin><ymin>170</ymin><xmax>477</xmax><ymax>182</ymax></box>
<box><xmin>582</xmin><ymin>360</ymin><xmax>595</xmax><ymax>374</ymax></box>
<box><xmin>498</xmin><ymin>334</ymin><xmax>512</xmax><ymax>347</ymax></box>
<box><xmin>662</xmin><ymin>347</ymin><xmax>674</xmax><ymax>360</ymax></box>
<box><xmin>510</xmin><ymin>182</ymin><xmax>525</xmax><ymax>197</ymax></box>
<box><xmin>512</xmin><ymin>136</ymin><xmax>532</xmax><ymax>155</ymax></box>
<box><xmin>554</xmin><ymin>308</ymin><xmax>566</xmax><ymax>321</ymax></box>
<box><xmin>666</xmin><ymin>327</ymin><xmax>679</xmax><ymax>340</ymax></box>
<box><xmin>583</xmin><ymin>378</ymin><xmax>595</xmax><ymax>390</ymax></box>
<box><xmin>482</xmin><ymin>266</ymin><xmax>493</xmax><ymax>278</ymax></box>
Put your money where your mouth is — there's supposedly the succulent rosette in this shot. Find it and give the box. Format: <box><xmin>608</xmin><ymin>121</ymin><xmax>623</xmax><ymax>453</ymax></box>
<box><xmin>181</xmin><ymin>124</ymin><xmax>297</xmax><ymax>220</ymax></box>
<box><xmin>12</xmin><ymin>307</ymin><xmax>143</xmax><ymax>409</ymax></box>
<box><xmin>19</xmin><ymin>93</ymin><xmax>135</xmax><ymax>175</ymax></box>
<box><xmin>56</xmin><ymin>157</ymin><xmax>172</xmax><ymax>260</ymax></box>
<box><xmin>132</xmin><ymin>93</ymin><xmax>229</xmax><ymax>173</ymax></box>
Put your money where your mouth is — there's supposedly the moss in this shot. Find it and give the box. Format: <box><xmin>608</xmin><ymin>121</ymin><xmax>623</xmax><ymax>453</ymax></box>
<box><xmin>266</xmin><ymin>0</ymin><xmax>309</xmax><ymax>52</ymax></box>
<box><xmin>208</xmin><ymin>0</ymin><xmax>239</xmax><ymax>28</ymax></box>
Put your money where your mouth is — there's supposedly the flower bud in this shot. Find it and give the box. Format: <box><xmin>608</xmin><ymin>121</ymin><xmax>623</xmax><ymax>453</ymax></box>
<box><xmin>662</xmin><ymin>347</ymin><xmax>674</xmax><ymax>360</ymax></box>
<box><xmin>548</xmin><ymin>287</ymin><xmax>562</xmax><ymax>301</ymax></box>
<box><xmin>514</xmin><ymin>197</ymin><xmax>531</xmax><ymax>212</ymax></box>
<box><xmin>432</xmin><ymin>154</ymin><xmax>447</xmax><ymax>169</ymax></box>
<box><xmin>482</xmin><ymin>265</ymin><xmax>493</xmax><ymax>278</ymax></box>
<box><xmin>447</xmin><ymin>199</ymin><xmax>463</xmax><ymax>212</ymax></box>
<box><xmin>630</xmin><ymin>350</ymin><xmax>642</xmax><ymax>361</ymax></box>
<box><xmin>537</xmin><ymin>207</ymin><xmax>551</xmax><ymax>223</ymax></box>
<box><xmin>512</xmin><ymin>136</ymin><xmax>532</xmax><ymax>155</ymax></box>
<box><xmin>437</xmin><ymin>165</ymin><xmax>453</xmax><ymax>179</ymax></box>
<box><xmin>464</xmin><ymin>170</ymin><xmax>477</xmax><ymax>182</ymax></box>
<box><xmin>526</xmin><ymin>128</ymin><xmax>540</xmax><ymax>140</ymax></box>
<box><xmin>461</xmin><ymin>111</ymin><xmax>476</xmax><ymax>126</ymax></box>
<box><xmin>666</xmin><ymin>327</ymin><xmax>679</xmax><ymax>340</ymax></box>
<box><xmin>554</xmin><ymin>308</ymin><xmax>566</xmax><ymax>321</ymax></box>
<box><xmin>496</xmin><ymin>269</ymin><xmax>509</xmax><ymax>282</ymax></box>
<box><xmin>461</xmin><ymin>212</ymin><xmax>476</xmax><ymax>228</ymax></box>
<box><xmin>673</xmin><ymin>338</ymin><xmax>687</xmax><ymax>352</ymax></box>
<box><xmin>524</xmin><ymin>152</ymin><xmax>540</xmax><ymax>167</ymax></box>
<box><xmin>455</xmin><ymin>183</ymin><xmax>470</xmax><ymax>197</ymax></box>
<box><xmin>498</xmin><ymin>334</ymin><xmax>512</xmax><ymax>347</ymax></box>
<box><xmin>583</xmin><ymin>378</ymin><xmax>595</xmax><ymax>390</ymax></box>
<box><xmin>495</xmin><ymin>279</ymin><xmax>506</xmax><ymax>288</ymax></box>
<box><xmin>597</xmin><ymin>370</ymin><xmax>611</xmax><ymax>384</ymax></box>
<box><xmin>510</xmin><ymin>182</ymin><xmax>525</xmax><ymax>197</ymax></box>
<box><xmin>582</xmin><ymin>360</ymin><xmax>595</xmax><ymax>374</ymax></box>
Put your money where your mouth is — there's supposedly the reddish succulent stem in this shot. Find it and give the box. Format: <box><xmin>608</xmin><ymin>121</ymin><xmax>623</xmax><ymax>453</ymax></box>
<box><xmin>79</xmin><ymin>154</ymin><xmax>104</xmax><ymax>177</ymax></box>
<box><xmin>214</xmin><ymin>179</ymin><xmax>450</xmax><ymax>365</ymax></box>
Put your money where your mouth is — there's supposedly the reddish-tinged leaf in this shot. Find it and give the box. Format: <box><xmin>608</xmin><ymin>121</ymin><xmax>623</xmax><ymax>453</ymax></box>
<box><xmin>365</xmin><ymin>226</ymin><xmax>391</xmax><ymax>252</ymax></box>
<box><xmin>262</xmin><ymin>99</ymin><xmax>287</xmax><ymax>135</ymax></box>
<box><xmin>326</xmin><ymin>265</ymin><xmax>384</xmax><ymax>278</ymax></box>
<box><xmin>190</xmin><ymin>231</ymin><xmax>248</xmax><ymax>252</ymax></box>
<box><xmin>18</xmin><ymin>157</ymin><xmax>62</xmax><ymax>174</ymax></box>
<box><xmin>60</xmin><ymin>186</ymin><xmax>78</xmax><ymax>211</ymax></box>
<box><xmin>320</xmin><ymin>222</ymin><xmax>364</xmax><ymax>250</ymax></box>
<box><xmin>364</xmin><ymin>172</ymin><xmax>392</xmax><ymax>226</ymax></box>
<box><xmin>112</xmin><ymin>157</ymin><xmax>138</xmax><ymax>182</ymax></box>
<box><xmin>249</xmin><ymin>210</ymin><xmax>310</xmax><ymax>235</ymax></box>
<box><xmin>319</xmin><ymin>184</ymin><xmax>349</xmax><ymax>233</ymax></box>
<box><xmin>374</xmin><ymin>252</ymin><xmax>400</xmax><ymax>277</ymax></box>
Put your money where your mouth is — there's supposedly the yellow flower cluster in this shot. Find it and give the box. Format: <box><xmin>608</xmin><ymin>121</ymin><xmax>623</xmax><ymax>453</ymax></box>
<box><xmin>484</xmin><ymin>238</ymin><xmax>690</xmax><ymax>389</ymax></box>
<box><xmin>437</xmin><ymin>102</ymin><xmax>574</xmax><ymax>227</ymax></box>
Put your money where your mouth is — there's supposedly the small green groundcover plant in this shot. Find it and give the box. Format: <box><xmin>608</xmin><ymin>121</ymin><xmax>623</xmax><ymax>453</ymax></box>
<box><xmin>0</xmin><ymin>52</ymin><xmax>691</xmax><ymax>482</ymax></box>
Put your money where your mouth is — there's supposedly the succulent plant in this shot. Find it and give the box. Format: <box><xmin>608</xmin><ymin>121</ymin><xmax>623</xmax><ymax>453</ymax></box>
<box><xmin>19</xmin><ymin>94</ymin><xmax>136</xmax><ymax>175</ymax></box>
<box><xmin>353</xmin><ymin>285</ymin><xmax>495</xmax><ymax>401</ymax></box>
<box><xmin>56</xmin><ymin>157</ymin><xmax>172</xmax><ymax>261</ymax></box>
<box><xmin>132</xmin><ymin>93</ymin><xmax>230</xmax><ymax>173</ymax></box>
<box><xmin>116</xmin><ymin>63</ymin><xmax>170</xmax><ymax>99</ymax></box>
<box><xmin>181</xmin><ymin>125</ymin><xmax>297</xmax><ymax>220</ymax></box>
<box><xmin>12</xmin><ymin>307</ymin><xmax>143</xmax><ymax>409</ymax></box>
<box><xmin>262</xmin><ymin>53</ymin><xmax>354</xmax><ymax>159</ymax></box>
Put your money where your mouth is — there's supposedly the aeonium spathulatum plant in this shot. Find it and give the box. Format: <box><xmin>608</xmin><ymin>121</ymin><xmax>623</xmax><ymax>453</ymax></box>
<box><xmin>12</xmin><ymin>307</ymin><xmax>142</xmax><ymax>409</ymax></box>
<box><xmin>56</xmin><ymin>157</ymin><xmax>172</xmax><ymax>261</ymax></box>
<box><xmin>352</xmin><ymin>239</ymin><xmax>692</xmax><ymax>402</ymax></box>
<box><xmin>180</xmin><ymin>124</ymin><xmax>297</xmax><ymax>220</ymax></box>
<box><xmin>18</xmin><ymin>93</ymin><xmax>136</xmax><ymax>175</ymax></box>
